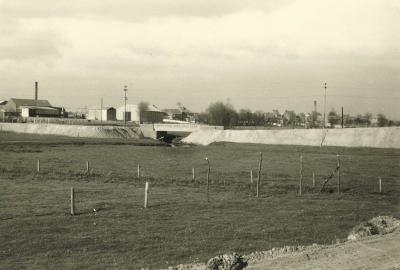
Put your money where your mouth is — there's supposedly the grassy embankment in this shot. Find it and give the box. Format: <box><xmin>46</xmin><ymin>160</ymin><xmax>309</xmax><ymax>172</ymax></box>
<box><xmin>0</xmin><ymin>131</ymin><xmax>399</xmax><ymax>269</ymax></box>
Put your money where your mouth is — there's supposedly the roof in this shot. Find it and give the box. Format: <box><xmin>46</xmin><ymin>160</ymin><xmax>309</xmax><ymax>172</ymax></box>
<box><xmin>0</xmin><ymin>100</ymin><xmax>7</xmax><ymax>105</ymax></box>
<box><xmin>87</xmin><ymin>106</ymin><xmax>115</xmax><ymax>110</ymax></box>
<box><xmin>20</xmin><ymin>106</ymin><xmax>59</xmax><ymax>111</ymax></box>
<box><xmin>10</xmin><ymin>98</ymin><xmax>52</xmax><ymax>107</ymax></box>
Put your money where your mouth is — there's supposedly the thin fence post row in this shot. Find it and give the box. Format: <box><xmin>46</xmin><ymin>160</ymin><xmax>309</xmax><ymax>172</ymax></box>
<box><xmin>250</xmin><ymin>169</ymin><xmax>253</xmax><ymax>184</ymax></box>
<box><xmin>337</xmin><ymin>154</ymin><xmax>341</xmax><ymax>193</ymax></box>
<box><xmin>299</xmin><ymin>155</ymin><xmax>303</xmax><ymax>196</ymax></box>
<box><xmin>379</xmin><ymin>177</ymin><xmax>382</xmax><ymax>193</ymax></box>
<box><xmin>144</xmin><ymin>181</ymin><xmax>149</xmax><ymax>208</ymax></box>
<box><xmin>70</xmin><ymin>187</ymin><xmax>75</xmax><ymax>216</ymax></box>
<box><xmin>86</xmin><ymin>161</ymin><xmax>90</xmax><ymax>174</ymax></box>
<box><xmin>137</xmin><ymin>164</ymin><xmax>141</xmax><ymax>178</ymax></box>
<box><xmin>256</xmin><ymin>152</ymin><xmax>263</xmax><ymax>198</ymax></box>
<box><xmin>192</xmin><ymin>168</ymin><xmax>195</xmax><ymax>182</ymax></box>
<box><xmin>312</xmin><ymin>172</ymin><xmax>315</xmax><ymax>188</ymax></box>
<box><xmin>37</xmin><ymin>159</ymin><xmax>40</xmax><ymax>173</ymax></box>
<box><xmin>205</xmin><ymin>157</ymin><xmax>210</xmax><ymax>202</ymax></box>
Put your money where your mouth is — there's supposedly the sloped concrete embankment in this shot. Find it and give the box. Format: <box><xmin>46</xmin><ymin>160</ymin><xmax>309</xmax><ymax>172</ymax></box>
<box><xmin>182</xmin><ymin>127</ymin><xmax>400</xmax><ymax>149</ymax></box>
<box><xmin>0</xmin><ymin>123</ymin><xmax>142</xmax><ymax>139</ymax></box>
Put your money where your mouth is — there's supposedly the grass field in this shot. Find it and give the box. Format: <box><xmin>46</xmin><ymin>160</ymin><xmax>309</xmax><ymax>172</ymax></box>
<box><xmin>0</xmin><ymin>131</ymin><xmax>399</xmax><ymax>269</ymax></box>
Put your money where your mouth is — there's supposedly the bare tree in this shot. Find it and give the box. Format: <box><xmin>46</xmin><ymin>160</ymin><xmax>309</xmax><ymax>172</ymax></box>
<box><xmin>364</xmin><ymin>112</ymin><xmax>373</xmax><ymax>127</ymax></box>
<box><xmin>377</xmin><ymin>114</ymin><xmax>389</xmax><ymax>127</ymax></box>
<box><xmin>205</xmin><ymin>101</ymin><xmax>238</xmax><ymax>128</ymax></box>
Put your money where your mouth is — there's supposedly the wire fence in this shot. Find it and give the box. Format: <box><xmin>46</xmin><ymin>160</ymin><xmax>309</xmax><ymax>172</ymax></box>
<box><xmin>0</xmin><ymin>116</ymin><xmax>139</xmax><ymax>127</ymax></box>
<box><xmin>1</xmin><ymin>149</ymin><xmax>399</xmax><ymax>213</ymax></box>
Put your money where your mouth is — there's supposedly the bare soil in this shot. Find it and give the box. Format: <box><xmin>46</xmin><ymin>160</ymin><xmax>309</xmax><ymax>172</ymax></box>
<box><xmin>171</xmin><ymin>229</ymin><xmax>400</xmax><ymax>270</ymax></box>
<box><xmin>247</xmin><ymin>230</ymin><xmax>400</xmax><ymax>270</ymax></box>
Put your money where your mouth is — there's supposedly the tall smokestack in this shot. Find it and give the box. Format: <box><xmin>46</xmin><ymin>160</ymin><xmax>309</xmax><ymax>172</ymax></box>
<box><xmin>314</xmin><ymin>100</ymin><xmax>317</xmax><ymax>112</ymax></box>
<box><xmin>35</xmin><ymin>81</ymin><xmax>38</xmax><ymax>101</ymax></box>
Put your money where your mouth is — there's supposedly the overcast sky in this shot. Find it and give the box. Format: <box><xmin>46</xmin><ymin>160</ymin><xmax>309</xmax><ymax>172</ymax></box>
<box><xmin>0</xmin><ymin>0</ymin><xmax>399</xmax><ymax>118</ymax></box>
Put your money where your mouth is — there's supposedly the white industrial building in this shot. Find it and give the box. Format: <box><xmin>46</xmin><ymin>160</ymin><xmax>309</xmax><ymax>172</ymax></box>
<box><xmin>87</xmin><ymin>107</ymin><xmax>116</xmax><ymax>121</ymax></box>
<box><xmin>116</xmin><ymin>104</ymin><xmax>165</xmax><ymax>123</ymax></box>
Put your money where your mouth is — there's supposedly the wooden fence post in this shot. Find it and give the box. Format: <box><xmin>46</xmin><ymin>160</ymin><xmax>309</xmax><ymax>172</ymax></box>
<box><xmin>337</xmin><ymin>154</ymin><xmax>341</xmax><ymax>193</ymax></box>
<box><xmin>86</xmin><ymin>161</ymin><xmax>90</xmax><ymax>174</ymax></box>
<box><xmin>192</xmin><ymin>168</ymin><xmax>195</xmax><ymax>181</ymax></box>
<box><xmin>379</xmin><ymin>177</ymin><xmax>382</xmax><ymax>193</ymax></box>
<box><xmin>312</xmin><ymin>172</ymin><xmax>315</xmax><ymax>188</ymax></box>
<box><xmin>206</xmin><ymin>158</ymin><xmax>210</xmax><ymax>202</ymax></box>
<box><xmin>137</xmin><ymin>164</ymin><xmax>141</xmax><ymax>178</ymax></box>
<box><xmin>37</xmin><ymin>159</ymin><xmax>40</xmax><ymax>173</ymax></box>
<box><xmin>250</xmin><ymin>169</ymin><xmax>253</xmax><ymax>184</ymax></box>
<box><xmin>257</xmin><ymin>152</ymin><xmax>263</xmax><ymax>198</ymax></box>
<box><xmin>144</xmin><ymin>181</ymin><xmax>149</xmax><ymax>208</ymax></box>
<box><xmin>70</xmin><ymin>187</ymin><xmax>75</xmax><ymax>215</ymax></box>
<box><xmin>299</xmin><ymin>155</ymin><xmax>303</xmax><ymax>196</ymax></box>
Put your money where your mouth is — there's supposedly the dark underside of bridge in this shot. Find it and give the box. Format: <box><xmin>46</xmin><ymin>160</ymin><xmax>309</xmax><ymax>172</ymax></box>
<box><xmin>157</xmin><ymin>131</ymin><xmax>190</xmax><ymax>144</ymax></box>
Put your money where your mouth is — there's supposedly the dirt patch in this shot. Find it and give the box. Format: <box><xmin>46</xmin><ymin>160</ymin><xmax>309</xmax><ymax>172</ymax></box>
<box><xmin>348</xmin><ymin>216</ymin><xmax>400</xmax><ymax>241</ymax></box>
<box><xmin>206</xmin><ymin>253</ymin><xmax>247</xmax><ymax>270</ymax></box>
<box><xmin>166</xmin><ymin>216</ymin><xmax>400</xmax><ymax>270</ymax></box>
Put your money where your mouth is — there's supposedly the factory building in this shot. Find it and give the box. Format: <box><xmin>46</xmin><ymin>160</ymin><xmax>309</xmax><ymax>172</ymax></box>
<box><xmin>86</xmin><ymin>107</ymin><xmax>117</xmax><ymax>121</ymax></box>
<box><xmin>116</xmin><ymin>104</ymin><xmax>165</xmax><ymax>123</ymax></box>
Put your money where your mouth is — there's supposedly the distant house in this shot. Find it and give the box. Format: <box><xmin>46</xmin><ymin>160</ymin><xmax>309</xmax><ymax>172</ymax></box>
<box><xmin>270</xmin><ymin>110</ymin><xmax>283</xmax><ymax>127</ymax></box>
<box><xmin>0</xmin><ymin>100</ymin><xmax>7</xmax><ymax>120</ymax></box>
<box><xmin>87</xmin><ymin>107</ymin><xmax>117</xmax><ymax>121</ymax></box>
<box><xmin>163</xmin><ymin>109</ymin><xmax>184</xmax><ymax>121</ymax></box>
<box><xmin>2</xmin><ymin>98</ymin><xmax>63</xmax><ymax>118</ymax></box>
<box><xmin>371</xmin><ymin>115</ymin><xmax>379</xmax><ymax>127</ymax></box>
<box><xmin>116</xmin><ymin>104</ymin><xmax>165</xmax><ymax>123</ymax></box>
<box><xmin>163</xmin><ymin>108</ymin><xmax>197</xmax><ymax>123</ymax></box>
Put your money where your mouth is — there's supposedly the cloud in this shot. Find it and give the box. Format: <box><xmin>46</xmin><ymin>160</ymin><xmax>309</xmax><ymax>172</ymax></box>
<box><xmin>0</xmin><ymin>0</ymin><xmax>399</xmax><ymax>118</ymax></box>
<box><xmin>0</xmin><ymin>14</ymin><xmax>68</xmax><ymax>66</ymax></box>
<box><xmin>0</xmin><ymin>0</ymin><xmax>293</xmax><ymax>21</ymax></box>
<box><xmin>0</xmin><ymin>34</ymin><xmax>63</xmax><ymax>65</ymax></box>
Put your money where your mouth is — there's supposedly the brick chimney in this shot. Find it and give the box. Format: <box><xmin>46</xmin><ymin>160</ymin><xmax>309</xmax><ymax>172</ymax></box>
<box><xmin>35</xmin><ymin>81</ymin><xmax>38</xmax><ymax>101</ymax></box>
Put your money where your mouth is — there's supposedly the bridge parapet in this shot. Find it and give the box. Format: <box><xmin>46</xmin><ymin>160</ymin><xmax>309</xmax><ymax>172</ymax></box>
<box><xmin>139</xmin><ymin>123</ymin><xmax>224</xmax><ymax>139</ymax></box>
<box><xmin>152</xmin><ymin>123</ymin><xmax>224</xmax><ymax>132</ymax></box>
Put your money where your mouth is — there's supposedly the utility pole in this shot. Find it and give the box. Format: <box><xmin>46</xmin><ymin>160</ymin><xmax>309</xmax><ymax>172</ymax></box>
<box><xmin>124</xmin><ymin>85</ymin><xmax>128</xmax><ymax>127</ymax></box>
<box><xmin>323</xmin><ymin>82</ymin><xmax>327</xmax><ymax>129</ymax></box>
<box><xmin>100</xmin><ymin>98</ymin><xmax>103</xmax><ymax>123</ymax></box>
<box><xmin>341</xmin><ymin>106</ymin><xmax>344</xmax><ymax>128</ymax></box>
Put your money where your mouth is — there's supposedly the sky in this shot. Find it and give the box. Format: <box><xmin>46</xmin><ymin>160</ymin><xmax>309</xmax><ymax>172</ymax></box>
<box><xmin>0</xmin><ymin>0</ymin><xmax>399</xmax><ymax>118</ymax></box>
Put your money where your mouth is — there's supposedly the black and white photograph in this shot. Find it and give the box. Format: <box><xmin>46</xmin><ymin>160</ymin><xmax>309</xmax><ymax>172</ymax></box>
<box><xmin>0</xmin><ymin>1</ymin><xmax>399</xmax><ymax>269</ymax></box>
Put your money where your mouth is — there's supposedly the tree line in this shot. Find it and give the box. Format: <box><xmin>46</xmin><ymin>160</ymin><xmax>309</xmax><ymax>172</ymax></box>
<box><xmin>198</xmin><ymin>101</ymin><xmax>399</xmax><ymax>128</ymax></box>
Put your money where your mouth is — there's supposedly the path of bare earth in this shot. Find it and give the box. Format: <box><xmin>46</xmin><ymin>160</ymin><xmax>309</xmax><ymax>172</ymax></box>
<box><xmin>171</xmin><ymin>230</ymin><xmax>400</xmax><ymax>270</ymax></box>
<box><xmin>247</xmin><ymin>230</ymin><xmax>400</xmax><ymax>270</ymax></box>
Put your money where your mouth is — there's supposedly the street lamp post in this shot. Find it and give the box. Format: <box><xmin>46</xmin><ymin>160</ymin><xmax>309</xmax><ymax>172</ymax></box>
<box><xmin>323</xmin><ymin>82</ymin><xmax>327</xmax><ymax>129</ymax></box>
<box><xmin>100</xmin><ymin>98</ymin><xmax>103</xmax><ymax>124</ymax></box>
<box><xmin>124</xmin><ymin>85</ymin><xmax>128</xmax><ymax>127</ymax></box>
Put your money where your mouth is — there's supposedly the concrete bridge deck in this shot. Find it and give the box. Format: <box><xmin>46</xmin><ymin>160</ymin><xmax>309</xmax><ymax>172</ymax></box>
<box><xmin>140</xmin><ymin>123</ymin><xmax>224</xmax><ymax>139</ymax></box>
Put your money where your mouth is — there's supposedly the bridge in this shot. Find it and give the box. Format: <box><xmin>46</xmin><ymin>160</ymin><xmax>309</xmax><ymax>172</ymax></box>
<box><xmin>140</xmin><ymin>123</ymin><xmax>224</xmax><ymax>139</ymax></box>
